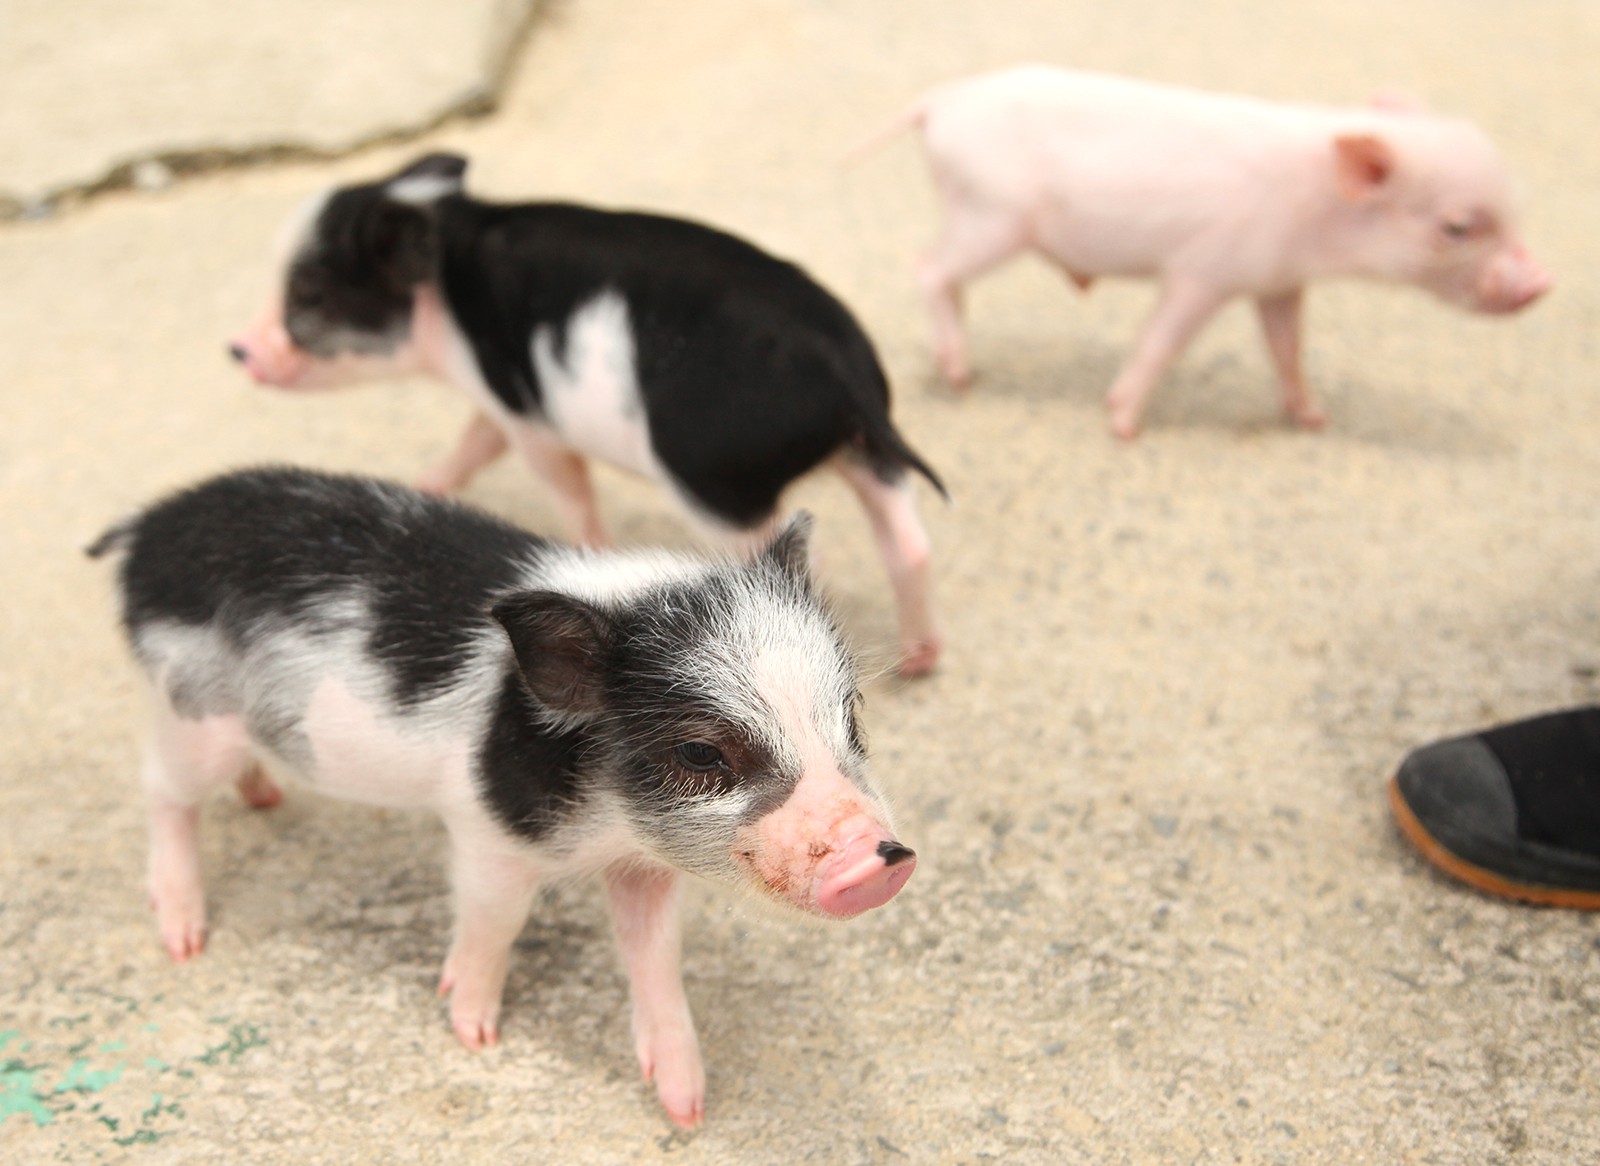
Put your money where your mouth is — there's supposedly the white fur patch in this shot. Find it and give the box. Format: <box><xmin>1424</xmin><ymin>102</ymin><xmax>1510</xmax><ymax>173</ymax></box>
<box><xmin>684</xmin><ymin>574</ymin><xmax>862</xmax><ymax>788</ymax></box>
<box><xmin>386</xmin><ymin>174</ymin><xmax>462</xmax><ymax>205</ymax></box>
<box><xmin>300</xmin><ymin>675</ymin><xmax>468</xmax><ymax>809</ymax></box>
<box><xmin>532</xmin><ymin>291</ymin><xmax>658</xmax><ymax>477</ymax></box>
<box><xmin>527</xmin><ymin>544</ymin><xmax>720</xmax><ymax>609</ymax></box>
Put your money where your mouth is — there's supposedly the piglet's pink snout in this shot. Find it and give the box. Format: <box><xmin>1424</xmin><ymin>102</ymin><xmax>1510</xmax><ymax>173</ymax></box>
<box><xmin>228</xmin><ymin>317</ymin><xmax>311</xmax><ymax>387</ymax></box>
<box><xmin>814</xmin><ymin>830</ymin><xmax>916</xmax><ymax>918</ymax></box>
<box><xmin>1475</xmin><ymin>246</ymin><xmax>1552</xmax><ymax>314</ymax></box>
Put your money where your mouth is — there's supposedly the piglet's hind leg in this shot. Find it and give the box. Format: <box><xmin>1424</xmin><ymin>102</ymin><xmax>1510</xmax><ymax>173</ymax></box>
<box><xmin>142</xmin><ymin>708</ymin><xmax>256</xmax><ymax>961</ymax></box>
<box><xmin>916</xmin><ymin>214</ymin><xmax>1024</xmax><ymax>388</ymax></box>
<box><xmin>838</xmin><ymin>460</ymin><xmax>941</xmax><ymax>677</ymax></box>
<box><xmin>606</xmin><ymin>864</ymin><xmax>704</xmax><ymax>1129</ymax></box>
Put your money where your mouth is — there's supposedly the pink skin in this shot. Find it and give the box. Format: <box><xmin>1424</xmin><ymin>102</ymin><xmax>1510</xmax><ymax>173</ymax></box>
<box><xmin>891</xmin><ymin>66</ymin><xmax>1551</xmax><ymax>437</ymax></box>
<box><xmin>426</xmin><ymin>767</ymin><xmax>911</xmax><ymax>1129</ymax></box>
<box><xmin>606</xmin><ymin>866</ymin><xmax>704</xmax><ymax>1129</ymax></box>
<box><xmin>229</xmin><ymin>300</ymin><xmax>424</xmax><ymax>391</ymax></box>
<box><xmin>733</xmin><ymin>764</ymin><xmax>916</xmax><ymax>919</ymax></box>
<box><xmin>137</xmin><ymin>697</ymin><xmax>909</xmax><ymax>1130</ymax></box>
<box><xmin>141</xmin><ymin>708</ymin><xmax>283</xmax><ymax>962</ymax></box>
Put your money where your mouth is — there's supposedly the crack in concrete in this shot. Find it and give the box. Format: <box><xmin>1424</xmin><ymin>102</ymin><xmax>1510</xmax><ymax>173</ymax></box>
<box><xmin>0</xmin><ymin>0</ymin><xmax>547</xmax><ymax>225</ymax></box>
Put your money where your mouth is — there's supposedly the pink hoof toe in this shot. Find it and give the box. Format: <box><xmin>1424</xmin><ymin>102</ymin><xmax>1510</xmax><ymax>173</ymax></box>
<box><xmin>236</xmin><ymin>770</ymin><xmax>284</xmax><ymax>809</ymax></box>
<box><xmin>898</xmin><ymin>639</ymin><xmax>941</xmax><ymax>678</ymax></box>
<box><xmin>1290</xmin><ymin>405</ymin><xmax>1328</xmax><ymax>432</ymax></box>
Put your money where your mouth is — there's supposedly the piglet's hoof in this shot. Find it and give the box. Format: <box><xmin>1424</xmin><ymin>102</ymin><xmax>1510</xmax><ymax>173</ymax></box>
<box><xmin>235</xmin><ymin>767</ymin><xmax>283</xmax><ymax>809</ymax></box>
<box><xmin>1107</xmin><ymin>407</ymin><xmax>1142</xmax><ymax>442</ymax></box>
<box><xmin>898</xmin><ymin>638</ymin><xmax>941</xmax><ymax>678</ymax></box>
<box><xmin>151</xmin><ymin>892</ymin><xmax>206</xmax><ymax>962</ymax></box>
<box><xmin>1288</xmin><ymin>402</ymin><xmax>1329</xmax><ymax>431</ymax></box>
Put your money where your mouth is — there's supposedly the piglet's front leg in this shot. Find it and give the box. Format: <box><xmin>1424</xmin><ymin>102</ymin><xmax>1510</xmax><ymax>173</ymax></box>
<box><xmin>1105</xmin><ymin>276</ymin><xmax>1229</xmax><ymax>439</ymax></box>
<box><xmin>1256</xmin><ymin>288</ymin><xmax>1327</xmax><ymax>431</ymax></box>
<box><xmin>606</xmin><ymin>864</ymin><xmax>704</xmax><ymax>1129</ymax></box>
<box><xmin>417</xmin><ymin>410</ymin><xmax>510</xmax><ymax>495</ymax></box>
<box><xmin>438</xmin><ymin>839</ymin><xmax>542</xmax><ymax>1050</ymax></box>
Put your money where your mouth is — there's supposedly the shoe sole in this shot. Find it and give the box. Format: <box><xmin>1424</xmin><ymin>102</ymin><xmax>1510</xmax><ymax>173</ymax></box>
<box><xmin>1387</xmin><ymin>774</ymin><xmax>1600</xmax><ymax>910</ymax></box>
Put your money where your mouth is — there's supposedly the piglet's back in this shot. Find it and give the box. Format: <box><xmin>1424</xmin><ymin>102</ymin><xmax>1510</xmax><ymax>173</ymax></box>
<box><xmin>91</xmin><ymin>468</ymin><xmax>547</xmax><ymax>701</ymax></box>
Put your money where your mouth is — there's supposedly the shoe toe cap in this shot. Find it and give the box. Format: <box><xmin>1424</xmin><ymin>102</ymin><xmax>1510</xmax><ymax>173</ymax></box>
<box><xmin>1395</xmin><ymin>735</ymin><xmax>1518</xmax><ymax>859</ymax></box>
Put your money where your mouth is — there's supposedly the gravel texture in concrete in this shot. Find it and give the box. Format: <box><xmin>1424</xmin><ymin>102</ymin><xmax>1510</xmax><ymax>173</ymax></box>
<box><xmin>0</xmin><ymin>0</ymin><xmax>537</xmax><ymax>215</ymax></box>
<box><xmin>3</xmin><ymin>1</ymin><xmax>1599</xmax><ymax>1162</ymax></box>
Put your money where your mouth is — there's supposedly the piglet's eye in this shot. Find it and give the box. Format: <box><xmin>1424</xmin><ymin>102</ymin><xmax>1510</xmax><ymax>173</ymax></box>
<box><xmin>1441</xmin><ymin>219</ymin><xmax>1475</xmax><ymax>241</ymax></box>
<box><xmin>673</xmin><ymin>741</ymin><xmax>726</xmax><ymax>771</ymax></box>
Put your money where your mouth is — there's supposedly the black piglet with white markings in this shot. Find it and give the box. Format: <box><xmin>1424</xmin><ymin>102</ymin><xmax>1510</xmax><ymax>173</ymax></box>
<box><xmin>230</xmin><ymin>153</ymin><xmax>948</xmax><ymax>675</ymax></box>
<box><xmin>91</xmin><ymin>466</ymin><xmax>916</xmax><ymax>1129</ymax></box>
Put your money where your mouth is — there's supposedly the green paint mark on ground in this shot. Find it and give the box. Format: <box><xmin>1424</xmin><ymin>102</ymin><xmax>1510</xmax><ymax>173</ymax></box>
<box><xmin>3</xmin><ymin>1008</ymin><xmax>265</xmax><ymax>1143</ymax></box>
<box><xmin>141</xmin><ymin>1094</ymin><xmax>181</xmax><ymax>1122</ymax></box>
<box><xmin>112</xmin><ymin>1129</ymin><xmax>164</xmax><ymax>1147</ymax></box>
<box><xmin>1</xmin><ymin>1058</ymin><xmax>56</xmax><ymax>1126</ymax></box>
<box><xmin>194</xmin><ymin>1022</ymin><xmax>267</xmax><ymax>1066</ymax></box>
<box><xmin>53</xmin><ymin>1058</ymin><xmax>125</xmax><ymax>1097</ymax></box>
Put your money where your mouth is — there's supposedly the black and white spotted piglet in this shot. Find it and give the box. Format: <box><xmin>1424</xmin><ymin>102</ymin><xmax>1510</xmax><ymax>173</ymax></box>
<box><xmin>229</xmin><ymin>153</ymin><xmax>947</xmax><ymax>675</ymax></box>
<box><xmin>90</xmin><ymin>467</ymin><xmax>915</xmax><ymax>1128</ymax></box>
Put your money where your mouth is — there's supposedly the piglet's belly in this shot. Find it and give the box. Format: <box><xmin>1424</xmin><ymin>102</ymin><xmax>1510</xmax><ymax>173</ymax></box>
<box><xmin>1028</xmin><ymin>199</ymin><xmax>1198</xmax><ymax>279</ymax></box>
<box><xmin>298</xmin><ymin>677</ymin><xmax>468</xmax><ymax>809</ymax></box>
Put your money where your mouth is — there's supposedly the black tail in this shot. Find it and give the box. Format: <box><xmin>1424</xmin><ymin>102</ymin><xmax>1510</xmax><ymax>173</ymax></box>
<box><xmin>860</xmin><ymin>415</ymin><xmax>950</xmax><ymax>503</ymax></box>
<box><xmin>831</xmin><ymin>316</ymin><xmax>950</xmax><ymax>504</ymax></box>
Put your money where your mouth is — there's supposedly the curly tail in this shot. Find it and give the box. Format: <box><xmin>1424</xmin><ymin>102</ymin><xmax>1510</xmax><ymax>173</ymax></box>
<box><xmin>839</xmin><ymin>97</ymin><xmax>930</xmax><ymax>168</ymax></box>
<box><xmin>84</xmin><ymin>518</ymin><xmax>136</xmax><ymax>559</ymax></box>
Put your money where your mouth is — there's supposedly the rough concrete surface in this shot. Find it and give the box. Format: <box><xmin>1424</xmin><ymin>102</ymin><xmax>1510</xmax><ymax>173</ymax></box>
<box><xmin>4</xmin><ymin>1</ymin><xmax>1600</xmax><ymax>1162</ymax></box>
<box><xmin>0</xmin><ymin>0</ymin><xmax>537</xmax><ymax>214</ymax></box>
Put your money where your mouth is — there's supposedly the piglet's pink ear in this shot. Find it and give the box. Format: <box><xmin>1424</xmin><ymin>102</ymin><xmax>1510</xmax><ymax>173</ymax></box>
<box><xmin>1368</xmin><ymin>89</ymin><xmax>1426</xmax><ymax>115</ymax></box>
<box><xmin>1333</xmin><ymin>133</ymin><xmax>1395</xmax><ymax>202</ymax></box>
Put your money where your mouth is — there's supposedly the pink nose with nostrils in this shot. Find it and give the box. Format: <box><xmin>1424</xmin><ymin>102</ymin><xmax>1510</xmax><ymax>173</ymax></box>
<box><xmin>815</xmin><ymin>834</ymin><xmax>917</xmax><ymax>918</ymax></box>
<box><xmin>1476</xmin><ymin>245</ymin><xmax>1553</xmax><ymax>314</ymax></box>
<box><xmin>227</xmin><ymin>308</ymin><xmax>312</xmax><ymax>387</ymax></box>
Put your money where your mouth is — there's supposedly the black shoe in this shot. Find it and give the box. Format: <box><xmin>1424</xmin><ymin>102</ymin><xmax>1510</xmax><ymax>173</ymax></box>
<box><xmin>1389</xmin><ymin>705</ymin><xmax>1600</xmax><ymax>908</ymax></box>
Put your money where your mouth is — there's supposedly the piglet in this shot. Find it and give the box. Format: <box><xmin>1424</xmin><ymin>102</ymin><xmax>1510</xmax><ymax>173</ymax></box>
<box><xmin>869</xmin><ymin>65</ymin><xmax>1551</xmax><ymax>437</ymax></box>
<box><xmin>229</xmin><ymin>153</ymin><xmax>946</xmax><ymax>676</ymax></box>
<box><xmin>89</xmin><ymin>467</ymin><xmax>915</xmax><ymax>1128</ymax></box>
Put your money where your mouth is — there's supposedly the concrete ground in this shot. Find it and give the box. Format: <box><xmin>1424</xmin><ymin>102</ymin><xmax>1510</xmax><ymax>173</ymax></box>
<box><xmin>4</xmin><ymin>1</ymin><xmax>1599</xmax><ymax>1162</ymax></box>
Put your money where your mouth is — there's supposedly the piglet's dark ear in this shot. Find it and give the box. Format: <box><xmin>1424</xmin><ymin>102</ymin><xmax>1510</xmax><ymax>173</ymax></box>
<box><xmin>385</xmin><ymin>153</ymin><xmax>468</xmax><ymax>203</ymax></box>
<box><xmin>761</xmin><ymin>511</ymin><xmax>815</xmax><ymax>583</ymax></box>
<box><xmin>364</xmin><ymin>199</ymin><xmax>437</xmax><ymax>288</ymax></box>
<box><xmin>492</xmin><ymin>591</ymin><xmax>615</xmax><ymax>718</ymax></box>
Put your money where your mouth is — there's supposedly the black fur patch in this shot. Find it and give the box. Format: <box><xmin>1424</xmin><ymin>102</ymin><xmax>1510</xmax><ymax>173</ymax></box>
<box><xmin>285</xmin><ymin>154</ymin><xmax>946</xmax><ymax>529</ymax></box>
<box><xmin>434</xmin><ymin>197</ymin><xmax>937</xmax><ymax>525</ymax></box>
<box><xmin>110</xmin><ymin>467</ymin><xmax>540</xmax><ymax>708</ymax></box>
<box><xmin>284</xmin><ymin>186</ymin><xmax>436</xmax><ymax>358</ymax></box>
<box><xmin>476</xmin><ymin>672</ymin><xmax>590</xmax><ymax>841</ymax></box>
